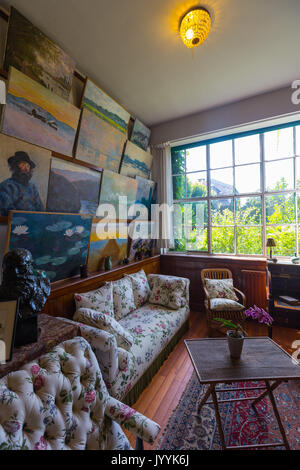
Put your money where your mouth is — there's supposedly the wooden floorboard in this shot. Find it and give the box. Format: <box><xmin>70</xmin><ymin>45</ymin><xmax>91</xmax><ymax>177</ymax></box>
<box><xmin>124</xmin><ymin>310</ymin><xmax>300</xmax><ymax>450</ymax></box>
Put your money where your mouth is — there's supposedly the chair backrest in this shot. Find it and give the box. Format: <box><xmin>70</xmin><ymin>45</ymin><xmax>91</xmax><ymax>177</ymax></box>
<box><xmin>201</xmin><ymin>268</ymin><xmax>233</xmax><ymax>284</ymax></box>
<box><xmin>0</xmin><ymin>337</ymin><xmax>110</xmax><ymax>450</ymax></box>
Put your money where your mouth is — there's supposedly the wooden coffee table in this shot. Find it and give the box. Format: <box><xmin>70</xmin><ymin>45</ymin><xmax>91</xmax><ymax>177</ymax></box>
<box><xmin>185</xmin><ymin>337</ymin><xmax>300</xmax><ymax>450</ymax></box>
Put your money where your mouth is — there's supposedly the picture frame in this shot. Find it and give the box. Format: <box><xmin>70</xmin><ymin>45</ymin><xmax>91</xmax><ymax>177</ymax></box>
<box><xmin>0</xmin><ymin>299</ymin><xmax>19</xmax><ymax>363</ymax></box>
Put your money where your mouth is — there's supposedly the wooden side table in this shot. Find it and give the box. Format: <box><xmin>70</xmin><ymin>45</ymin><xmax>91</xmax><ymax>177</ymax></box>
<box><xmin>185</xmin><ymin>337</ymin><xmax>300</xmax><ymax>450</ymax></box>
<box><xmin>0</xmin><ymin>314</ymin><xmax>80</xmax><ymax>378</ymax></box>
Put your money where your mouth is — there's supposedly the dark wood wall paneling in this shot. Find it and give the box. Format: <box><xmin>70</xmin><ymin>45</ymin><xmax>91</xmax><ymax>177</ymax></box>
<box><xmin>160</xmin><ymin>254</ymin><xmax>267</xmax><ymax>311</ymax></box>
<box><xmin>43</xmin><ymin>255</ymin><xmax>160</xmax><ymax>319</ymax></box>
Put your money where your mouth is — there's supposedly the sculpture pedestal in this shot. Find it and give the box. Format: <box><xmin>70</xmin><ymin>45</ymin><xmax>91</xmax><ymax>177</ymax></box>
<box><xmin>14</xmin><ymin>314</ymin><xmax>38</xmax><ymax>348</ymax></box>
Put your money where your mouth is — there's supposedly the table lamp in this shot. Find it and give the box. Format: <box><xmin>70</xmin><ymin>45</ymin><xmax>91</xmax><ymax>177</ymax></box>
<box><xmin>266</xmin><ymin>238</ymin><xmax>276</xmax><ymax>261</ymax></box>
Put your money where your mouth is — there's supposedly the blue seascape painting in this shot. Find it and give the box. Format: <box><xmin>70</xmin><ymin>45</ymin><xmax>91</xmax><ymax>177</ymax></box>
<box><xmin>120</xmin><ymin>141</ymin><xmax>153</xmax><ymax>179</ymax></box>
<box><xmin>7</xmin><ymin>211</ymin><xmax>93</xmax><ymax>282</ymax></box>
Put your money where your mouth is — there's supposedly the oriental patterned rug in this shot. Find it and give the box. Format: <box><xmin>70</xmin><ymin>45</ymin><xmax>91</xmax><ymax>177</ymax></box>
<box><xmin>156</xmin><ymin>373</ymin><xmax>300</xmax><ymax>450</ymax></box>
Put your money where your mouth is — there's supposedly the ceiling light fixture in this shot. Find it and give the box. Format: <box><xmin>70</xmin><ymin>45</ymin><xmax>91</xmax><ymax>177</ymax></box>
<box><xmin>179</xmin><ymin>7</ymin><xmax>211</xmax><ymax>49</ymax></box>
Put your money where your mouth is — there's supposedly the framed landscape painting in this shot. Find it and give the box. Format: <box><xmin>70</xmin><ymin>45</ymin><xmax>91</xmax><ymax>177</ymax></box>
<box><xmin>75</xmin><ymin>108</ymin><xmax>125</xmax><ymax>171</ymax></box>
<box><xmin>81</xmin><ymin>78</ymin><xmax>130</xmax><ymax>134</ymax></box>
<box><xmin>0</xmin><ymin>133</ymin><xmax>51</xmax><ymax>216</ymax></box>
<box><xmin>99</xmin><ymin>170</ymin><xmax>138</xmax><ymax>219</ymax></box>
<box><xmin>120</xmin><ymin>141</ymin><xmax>153</xmax><ymax>179</ymax></box>
<box><xmin>87</xmin><ymin>220</ymin><xmax>128</xmax><ymax>272</ymax></box>
<box><xmin>6</xmin><ymin>211</ymin><xmax>92</xmax><ymax>282</ymax></box>
<box><xmin>4</xmin><ymin>7</ymin><xmax>75</xmax><ymax>100</ymax></box>
<box><xmin>128</xmin><ymin>220</ymin><xmax>155</xmax><ymax>261</ymax></box>
<box><xmin>135</xmin><ymin>176</ymin><xmax>156</xmax><ymax>212</ymax></box>
<box><xmin>46</xmin><ymin>158</ymin><xmax>101</xmax><ymax>215</ymax></box>
<box><xmin>2</xmin><ymin>67</ymin><xmax>81</xmax><ymax>156</ymax></box>
<box><xmin>130</xmin><ymin>118</ymin><xmax>151</xmax><ymax>151</ymax></box>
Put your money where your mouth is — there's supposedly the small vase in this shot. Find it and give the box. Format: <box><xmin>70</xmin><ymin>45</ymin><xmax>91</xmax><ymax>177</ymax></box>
<box><xmin>104</xmin><ymin>256</ymin><xmax>112</xmax><ymax>271</ymax></box>
<box><xmin>227</xmin><ymin>330</ymin><xmax>244</xmax><ymax>359</ymax></box>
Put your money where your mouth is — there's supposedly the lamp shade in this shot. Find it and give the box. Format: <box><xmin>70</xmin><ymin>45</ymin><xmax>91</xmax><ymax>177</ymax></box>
<box><xmin>266</xmin><ymin>238</ymin><xmax>276</xmax><ymax>248</ymax></box>
<box><xmin>179</xmin><ymin>8</ymin><xmax>211</xmax><ymax>49</ymax></box>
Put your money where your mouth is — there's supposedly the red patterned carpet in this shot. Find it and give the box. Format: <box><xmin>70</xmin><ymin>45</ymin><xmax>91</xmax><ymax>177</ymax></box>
<box><xmin>157</xmin><ymin>373</ymin><xmax>300</xmax><ymax>450</ymax></box>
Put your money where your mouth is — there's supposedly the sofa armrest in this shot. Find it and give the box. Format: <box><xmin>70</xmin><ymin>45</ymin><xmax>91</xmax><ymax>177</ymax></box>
<box><xmin>105</xmin><ymin>396</ymin><xmax>160</xmax><ymax>445</ymax></box>
<box><xmin>56</xmin><ymin>318</ymin><xmax>119</xmax><ymax>384</ymax></box>
<box><xmin>148</xmin><ymin>274</ymin><xmax>190</xmax><ymax>308</ymax></box>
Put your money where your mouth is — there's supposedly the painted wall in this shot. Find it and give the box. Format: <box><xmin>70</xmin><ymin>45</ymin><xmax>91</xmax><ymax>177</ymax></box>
<box><xmin>150</xmin><ymin>86</ymin><xmax>300</xmax><ymax>145</ymax></box>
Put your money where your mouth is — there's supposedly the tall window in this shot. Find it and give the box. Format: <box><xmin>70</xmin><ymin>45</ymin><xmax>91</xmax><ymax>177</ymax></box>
<box><xmin>171</xmin><ymin>124</ymin><xmax>300</xmax><ymax>257</ymax></box>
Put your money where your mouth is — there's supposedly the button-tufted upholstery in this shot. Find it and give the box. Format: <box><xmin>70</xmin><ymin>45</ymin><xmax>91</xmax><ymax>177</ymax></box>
<box><xmin>0</xmin><ymin>337</ymin><xmax>160</xmax><ymax>450</ymax></box>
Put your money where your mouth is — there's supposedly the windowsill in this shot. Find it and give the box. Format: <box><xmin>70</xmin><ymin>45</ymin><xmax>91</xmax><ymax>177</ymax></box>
<box><xmin>164</xmin><ymin>252</ymin><xmax>267</xmax><ymax>262</ymax></box>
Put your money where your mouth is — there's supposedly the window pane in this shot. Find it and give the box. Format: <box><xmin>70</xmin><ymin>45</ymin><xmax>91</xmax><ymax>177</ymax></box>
<box><xmin>185</xmin><ymin>226</ymin><xmax>208</xmax><ymax>251</ymax></box>
<box><xmin>235</xmin><ymin>135</ymin><xmax>260</xmax><ymax>165</ymax></box>
<box><xmin>236</xmin><ymin>196</ymin><xmax>262</xmax><ymax>225</ymax></box>
<box><xmin>266</xmin><ymin>193</ymin><xmax>295</xmax><ymax>224</ymax></box>
<box><xmin>179</xmin><ymin>201</ymin><xmax>208</xmax><ymax>226</ymax></box>
<box><xmin>264</xmin><ymin>127</ymin><xmax>294</xmax><ymax>160</ymax></box>
<box><xmin>210</xmin><ymin>168</ymin><xmax>233</xmax><ymax>195</ymax></box>
<box><xmin>186</xmin><ymin>146</ymin><xmax>206</xmax><ymax>172</ymax></box>
<box><xmin>266</xmin><ymin>226</ymin><xmax>296</xmax><ymax>257</ymax></box>
<box><xmin>237</xmin><ymin>227</ymin><xmax>262</xmax><ymax>255</ymax></box>
<box><xmin>210</xmin><ymin>140</ymin><xmax>232</xmax><ymax>169</ymax></box>
<box><xmin>265</xmin><ymin>159</ymin><xmax>294</xmax><ymax>191</ymax></box>
<box><xmin>171</xmin><ymin>149</ymin><xmax>185</xmax><ymax>175</ymax></box>
<box><xmin>186</xmin><ymin>172</ymin><xmax>207</xmax><ymax>197</ymax></box>
<box><xmin>212</xmin><ymin>227</ymin><xmax>234</xmax><ymax>254</ymax></box>
<box><xmin>173</xmin><ymin>175</ymin><xmax>185</xmax><ymax>200</ymax></box>
<box><xmin>235</xmin><ymin>164</ymin><xmax>261</xmax><ymax>194</ymax></box>
<box><xmin>211</xmin><ymin>199</ymin><xmax>234</xmax><ymax>225</ymax></box>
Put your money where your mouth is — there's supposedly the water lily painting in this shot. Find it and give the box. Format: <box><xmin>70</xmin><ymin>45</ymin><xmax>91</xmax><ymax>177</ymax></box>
<box><xmin>2</xmin><ymin>67</ymin><xmax>81</xmax><ymax>156</ymax></box>
<box><xmin>120</xmin><ymin>141</ymin><xmax>153</xmax><ymax>179</ymax></box>
<box><xmin>130</xmin><ymin>118</ymin><xmax>151</xmax><ymax>151</ymax></box>
<box><xmin>4</xmin><ymin>7</ymin><xmax>75</xmax><ymax>100</ymax></box>
<box><xmin>6</xmin><ymin>211</ymin><xmax>92</xmax><ymax>282</ymax></box>
<box><xmin>87</xmin><ymin>220</ymin><xmax>128</xmax><ymax>273</ymax></box>
<box><xmin>81</xmin><ymin>78</ymin><xmax>130</xmax><ymax>134</ymax></box>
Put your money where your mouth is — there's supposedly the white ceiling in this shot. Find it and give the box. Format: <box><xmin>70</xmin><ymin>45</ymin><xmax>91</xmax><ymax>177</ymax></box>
<box><xmin>1</xmin><ymin>0</ymin><xmax>300</xmax><ymax>127</ymax></box>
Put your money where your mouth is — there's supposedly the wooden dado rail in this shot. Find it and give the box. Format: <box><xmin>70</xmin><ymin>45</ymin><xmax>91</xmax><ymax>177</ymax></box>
<box><xmin>42</xmin><ymin>255</ymin><xmax>161</xmax><ymax>319</ymax></box>
<box><xmin>160</xmin><ymin>254</ymin><xmax>267</xmax><ymax>312</ymax></box>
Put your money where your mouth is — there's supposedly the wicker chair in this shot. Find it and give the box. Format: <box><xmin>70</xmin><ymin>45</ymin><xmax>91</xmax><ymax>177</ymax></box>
<box><xmin>201</xmin><ymin>268</ymin><xmax>246</xmax><ymax>337</ymax></box>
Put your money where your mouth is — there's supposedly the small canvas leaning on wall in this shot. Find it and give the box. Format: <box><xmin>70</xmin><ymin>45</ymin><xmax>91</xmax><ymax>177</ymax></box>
<box><xmin>4</xmin><ymin>7</ymin><xmax>75</xmax><ymax>100</ymax></box>
<box><xmin>0</xmin><ymin>133</ymin><xmax>51</xmax><ymax>216</ymax></box>
<box><xmin>2</xmin><ymin>67</ymin><xmax>81</xmax><ymax>156</ymax></box>
<box><xmin>120</xmin><ymin>141</ymin><xmax>153</xmax><ymax>179</ymax></box>
<box><xmin>6</xmin><ymin>211</ymin><xmax>93</xmax><ymax>283</ymax></box>
<box><xmin>75</xmin><ymin>108</ymin><xmax>126</xmax><ymax>171</ymax></box>
<box><xmin>130</xmin><ymin>118</ymin><xmax>151</xmax><ymax>151</ymax></box>
<box><xmin>46</xmin><ymin>157</ymin><xmax>101</xmax><ymax>215</ymax></box>
<box><xmin>81</xmin><ymin>78</ymin><xmax>130</xmax><ymax>134</ymax></box>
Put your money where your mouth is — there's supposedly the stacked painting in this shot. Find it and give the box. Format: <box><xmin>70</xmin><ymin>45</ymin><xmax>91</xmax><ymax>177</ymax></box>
<box><xmin>120</xmin><ymin>140</ymin><xmax>153</xmax><ymax>179</ymax></box>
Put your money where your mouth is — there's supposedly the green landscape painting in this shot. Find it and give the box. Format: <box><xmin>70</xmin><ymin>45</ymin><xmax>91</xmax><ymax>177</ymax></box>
<box><xmin>130</xmin><ymin>118</ymin><xmax>151</xmax><ymax>151</ymax></box>
<box><xmin>81</xmin><ymin>78</ymin><xmax>130</xmax><ymax>133</ymax></box>
<box><xmin>120</xmin><ymin>140</ymin><xmax>153</xmax><ymax>178</ymax></box>
<box><xmin>7</xmin><ymin>211</ymin><xmax>92</xmax><ymax>282</ymax></box>
<box><xmin>75</xmin><ymin>108</ymin><xmax>125</xmax><ymax>171</ymax></box>
<box><xmin>99</xmin><ymin>170</ymin><xmax>138</xmax><ymax>219</ymax></box>
<box><xmin>4</xmin><ymin>7</ymin><xmax>75</xmax><ymax>100</ymax></box>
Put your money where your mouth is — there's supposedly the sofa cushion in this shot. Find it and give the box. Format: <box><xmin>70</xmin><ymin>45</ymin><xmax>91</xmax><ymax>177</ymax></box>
<box><xmin>109</xmin><ymin>303</ymin><xmax>189</xmax><ymax>400</ymax></box>
<box><xmin>204</xmin><ymin>278</ymin><xmax>238</xmax><ymax>301</ymax></box>
<box><xmin>74</xmin><ymin>308</ymin><xmax>133</xmax><ymax>351</ymax></box>
<box><xmin>148</xmin><ymin>274</ymin><xmax>187</xmax><ymax>310</ymax></box>
<box><xmin>125</xmin><ymin>269</ymin><xmax>151</xmax><ymax>309</ymax></box>
<box><xmin>111</xmin><ymin>278</ymin><xmax>136</xmax><ymax>321</ymax></box>
<box><xmin>74</xmin><ymin>283</ymin><xmax>114</xmax><ymax>317</ymax></box>
<box><xmin>208</xmin><ymin>298</ymin><xmax>245</xmax><ymax>311</ymax></box>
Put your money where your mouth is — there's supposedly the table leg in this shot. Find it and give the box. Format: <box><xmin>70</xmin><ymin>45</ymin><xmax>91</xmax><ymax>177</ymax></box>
<box><xmin>264</xmin><ymin>380</ymin><xmax>290</xmax><ymax>450</ymax></box>
<box><xmin>211</xmin><ymin>386</ymin><xmax>226</xmax><ymax>450</ymax></box>
<box><xmin>251</xmin><ymin>380</ymin><xmax>282</xmax><ymax>409</ymax></box>
<box><xmin>197</xmin><ymin>384</ymin><xmax>214</xmax><ymax>414</ymax></box>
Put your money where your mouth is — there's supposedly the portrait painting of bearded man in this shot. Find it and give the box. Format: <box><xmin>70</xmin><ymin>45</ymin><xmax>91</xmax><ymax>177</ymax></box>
<box><xmin>0</xmin><ymin>134</ymin><xmax>51</xmax><ymax>216</ymax></box>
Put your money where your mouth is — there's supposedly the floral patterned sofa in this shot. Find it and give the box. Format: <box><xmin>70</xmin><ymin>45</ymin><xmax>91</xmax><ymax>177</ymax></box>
<box><xmin>62</xmin><ymin>272</ymin><xmax>190</xmax><ymax>406</ymax></box>
<box><xmin>0</xmin><ymin>337</ymin><xmax>160</xmax><ymax>450</ymax></box>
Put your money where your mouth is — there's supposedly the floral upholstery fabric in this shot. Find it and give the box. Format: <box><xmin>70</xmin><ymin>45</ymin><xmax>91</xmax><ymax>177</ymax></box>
<box><xmin>206</xmin><ymin>298</ymin><xmax>245</xmax><ymax>311</ymax></box>
<box><xmin>148</xmin><ymin>274</ymin><xmax>189</xmax><ymax>310</ymax></box>
<box><xmin>74</xmin><ymin>308</ymin><xmax>133</xmax><ymax>351</ymax></box>
<box><xmin>109</xmin><ymin>303</ymin><xmax>189</xmax><ymax>400</ymax></box>
<box><xmin>204</xmin><ymin>278</ymin><xmax>238</xmax><ymax>301</ymax></box>
<box><xmin>125</xmin><ymin>270</ymin><xmax>151</xmax><ymax>309</ymax></box>
<box><xmin>111</xmin><ymin>278</ymin><xmax>136</xmax><ymax>321</ymax></box>
<box><xmin>118</xmin><ymin>348</ymin><xmax>130</xmax><ymax>371</ymax></box>
<box><xmin>74</xmin><ymin>283</ymin><xmax>114</xmax><ymax>317</ymax></box>
<box><xmin>0</xmin><ymin>337</ymin><xmax>160</xmax><ymax>450</ymax></box>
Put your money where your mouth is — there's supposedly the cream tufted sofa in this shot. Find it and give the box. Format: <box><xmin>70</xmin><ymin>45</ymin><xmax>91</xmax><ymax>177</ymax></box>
<box><xmin>0</xmin><ymin>337</ymin><xmax>160</xmax><ymax>450</ymax></box>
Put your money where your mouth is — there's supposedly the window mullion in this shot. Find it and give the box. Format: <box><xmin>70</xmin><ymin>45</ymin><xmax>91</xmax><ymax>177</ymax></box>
<box><xmin>207</xmin><ymin>145</ymin><xmax>212</xmax><ymax>254</ymax></box>
<box><xmin>260</xmin><ymin>133</ymin><xmax>267</xmax><ymax>257</ymax></box>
